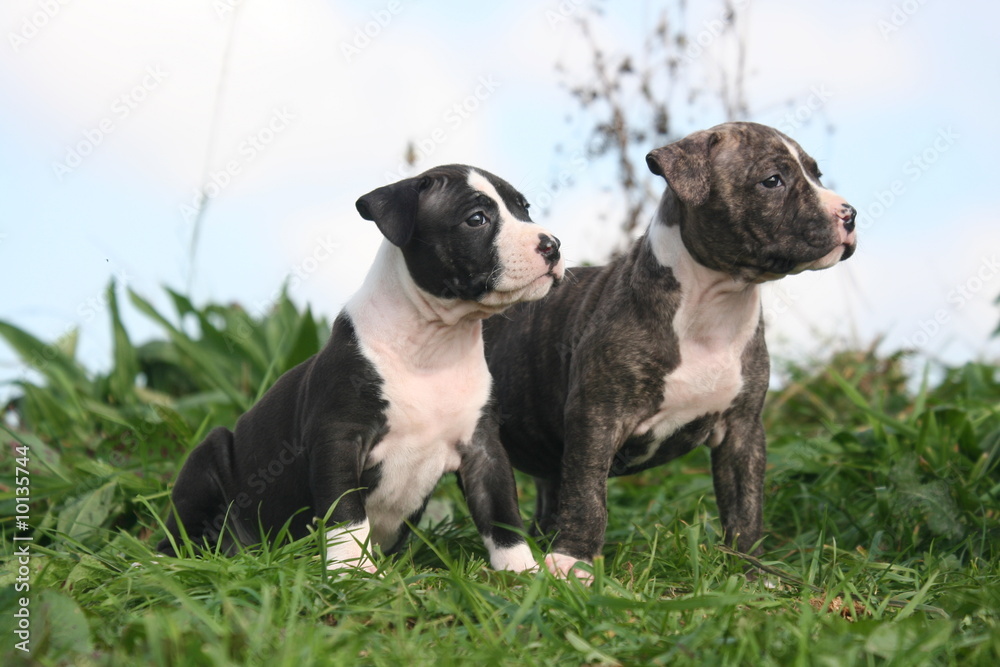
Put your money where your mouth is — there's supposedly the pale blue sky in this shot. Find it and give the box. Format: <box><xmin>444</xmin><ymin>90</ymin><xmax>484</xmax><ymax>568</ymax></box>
<box><xmin>1</xmin><ymin>0</ymin><xmax>998</xmax><ymax>399</ymax></box>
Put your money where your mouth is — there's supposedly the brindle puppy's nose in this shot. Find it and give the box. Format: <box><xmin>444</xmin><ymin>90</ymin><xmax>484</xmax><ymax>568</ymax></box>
<box><xmin>537</xmin><ymin>234</ymin><xmax>561</xmax><ymax>265</ymax></box>
<box><xmin>838</xmin><ymin>203</ymin><xmax>857</xmax><ymax>233</ymax></box>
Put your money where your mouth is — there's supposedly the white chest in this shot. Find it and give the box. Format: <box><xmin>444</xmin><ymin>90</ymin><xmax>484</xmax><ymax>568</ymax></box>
<box><xmin>633</xmin><ymin>340</ymin><xmax>745</xmax><ymax>446</ymax></box>
<box><xmin>369</xmin><ymin>354</ymin><xmax>491</xmax><ymax>469</ymax></box>
<box><xmin>632</xmin><ymin>222</ymin><xmax>762</xmax><ymax>456</ymax></box>
<box><xmin>358</xmin><ymin>344</ymin><xmax>492</xmax><ymax>546</ymax></box>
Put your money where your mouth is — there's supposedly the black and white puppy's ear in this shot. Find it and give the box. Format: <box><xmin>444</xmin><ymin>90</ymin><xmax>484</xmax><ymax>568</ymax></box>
<box><xmin>646</xmin><ymin>130</ymin><xmax>719</xmax><ymax>207</ymax></box>
<box><xmin>355</xmin><ymin>176</ymin><xmax>430</xmax><ymax>247</ymax></box>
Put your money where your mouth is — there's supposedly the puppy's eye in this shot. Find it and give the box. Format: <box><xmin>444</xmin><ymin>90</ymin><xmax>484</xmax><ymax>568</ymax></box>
<box><xmin>520</xmin><ymin>199</ymin><xmax>530</xmax><ymax>211</ymax></box>
<box><xmin>760</xmin><ymin>174</ymin><xmax>783</xmax><ymax>189</ymax></box>
<box><xmin>465</xmin><ymin>212</ymin><xmax>489</xmax><ymax>227</ymax></box>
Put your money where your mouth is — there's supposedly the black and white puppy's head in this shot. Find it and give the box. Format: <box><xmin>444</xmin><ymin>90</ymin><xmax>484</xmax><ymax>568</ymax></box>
<box><xmin>356</xmin><ymin>165</ymin><xmax>564</xmax><ymax>310</ymax></box>
<box><xmin>646</xmin><ymin>121</ymin><xmax>857</xmax><ymax>283</ymax></box>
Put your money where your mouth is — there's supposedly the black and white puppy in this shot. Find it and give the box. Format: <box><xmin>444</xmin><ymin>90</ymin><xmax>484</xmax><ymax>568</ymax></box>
<box><xmin>484</xmin><ymin>122</ymin><xmax>857</xmax><ymax>577</ymax></box>
<box><xmin>158</xmin><ymin>164</ymin><xmax>565</xmax><ymax>573</ymax></box>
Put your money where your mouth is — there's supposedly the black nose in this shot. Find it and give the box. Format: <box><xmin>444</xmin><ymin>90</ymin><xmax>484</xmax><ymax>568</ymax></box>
<box><xmin>840</xmin><ymin>204</ymin><xmax>857</xmax><ymax>233</ymax></box>
<box><xmin>537</xmin><ymin>234</ymin><xmax>561</xmax><ymax>264</ymax></box>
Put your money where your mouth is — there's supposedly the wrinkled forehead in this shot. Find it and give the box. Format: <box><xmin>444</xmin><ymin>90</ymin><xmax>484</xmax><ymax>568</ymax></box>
<box><xmin>414</xmin><ymin>164</ymin><xmax>531</xmax><ymax>222</ymax></box>
<box><xmin>714</xmin><ymin>123</ymin><xmax>820</xmax><ymax>175</ymax></box>
<box><xmin>465</xmin><ymin>169</ymin><xmax>532</xmax><ymax>222</ymax></box>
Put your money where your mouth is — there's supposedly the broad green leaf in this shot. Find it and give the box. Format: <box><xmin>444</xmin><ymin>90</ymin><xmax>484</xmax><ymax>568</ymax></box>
<box><xmin>33</xmin><ymin>589</ymin><xmax>94</xmax><ymax>660</ymax></box>
<box><xmin>0</xmin><ymin>320</ymin><xmax>87</xmax><ymax>385</ymax></box>
<box><xmin>129</xmin><ymin>289</ymin><xmax>249</xmax><ymax>411</ymax></box>
<box><xmin>285</xmin><ymin>306</ymin><xmax>320</xmax><ymax>370</ymax></box>
<box><xmin>65</xmin><ymin>554</ymin><xmax>110</xmax><ymax>592</ymax></box>
<box><xmin>56</xmin><ymin>481</ymin><xmax>118</xmax><ymax>542</ymax></box>
<box><xmin>565</xmin><ymin>631</ymin><xmax>621</xmax><ymax>666</ymax></box>
<box><xmin>107</xmin><ymin>281</ymin><xmax>139</xmax><ymax>405</ymax></box>
<box><xmin>829</xmin><ymin>369</ymin><xmax>918</xmax><ymax>438</ymax></box>
<box><xmin>0</xmin><ymin>423</ymin><xmax>67</xmax><ymax>479</ymax></box>
<box><xmin>864</xmin><ymin>618</ymin><xmax>954</xmax><ymax>659</ymax></box>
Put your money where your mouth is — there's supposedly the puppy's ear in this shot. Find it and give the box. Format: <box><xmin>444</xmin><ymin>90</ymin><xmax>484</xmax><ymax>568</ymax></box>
<box><xmin>356</xmin><ymin>176</ymin><xmax>430</xmax><ymax>247</ymax></box>
<box><xmin>646</xmin><ymin>130</ymin><xmax>719</xmax><ymax>207</ymax></box>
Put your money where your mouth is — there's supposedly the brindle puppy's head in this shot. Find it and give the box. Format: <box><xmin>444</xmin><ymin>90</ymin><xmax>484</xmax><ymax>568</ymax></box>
<box><xmin>646</xmin><ymin>122</ymin><xmax>857</xmax><ymax>282</ymax></box>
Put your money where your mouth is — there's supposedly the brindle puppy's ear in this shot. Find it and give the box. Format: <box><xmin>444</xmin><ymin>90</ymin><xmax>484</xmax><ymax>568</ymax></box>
<box><xmin>645</xmin><ymin>130</ymin><xmax>720</xmax><ymax>207</ymax></box>
<box><xmin>356</xmin><ymin>176</ymin><xmax>431</xmax><ymax>247</ymax></box>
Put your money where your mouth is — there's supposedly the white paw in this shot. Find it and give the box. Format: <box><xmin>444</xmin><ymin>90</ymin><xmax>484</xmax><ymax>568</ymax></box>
<box><xmin>325</xmin><ymin>520</ymin><xmax>376</xmax><ymax>573</ymax></box>
<box><xmin>486</xmin><ymin>541</ymin><xmax>537</xmax><ymax>573</ymax></box>
<box><xmin>326</xmin><ymin>556</ymin><xmax>378</xmax><ymax>574</ymax></box>
<box><xmin>544</xmin><ymin>552</ymin><xmax>594</xmax><ymax>584</ymax></box>
<box><xmin>325</xmin><ymin>549</ymin><xmax>378</xmax><ymax>574</ymax></box>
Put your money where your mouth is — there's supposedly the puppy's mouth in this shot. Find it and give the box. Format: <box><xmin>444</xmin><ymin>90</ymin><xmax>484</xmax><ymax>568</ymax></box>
<box><xmin>751</xmin><ymin>241</ymin><xmax>856</xmax><ymax>283</ymax></box>
<box><xmin>479</xmin><ymin>271</ymin><xmax>560</xmax><ymax>308</ymax></box>
<box><xmin>796</xmin><ymin>240</ymin><xmax>857</xmax><ymax>272</ymax></box>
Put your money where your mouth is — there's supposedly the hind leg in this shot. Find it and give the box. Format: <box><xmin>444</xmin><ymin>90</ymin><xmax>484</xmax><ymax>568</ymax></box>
<box><xmin>157</xmin><ymin>427</ymin><xmax>239</xmax><ymax>556</ymax></box>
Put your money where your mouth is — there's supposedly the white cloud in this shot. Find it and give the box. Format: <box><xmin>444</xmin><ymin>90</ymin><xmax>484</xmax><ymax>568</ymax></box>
<box><xmin>2</xmin><ymin>0</ymin><xmax>492</xmax><ymax>191</ymax></box>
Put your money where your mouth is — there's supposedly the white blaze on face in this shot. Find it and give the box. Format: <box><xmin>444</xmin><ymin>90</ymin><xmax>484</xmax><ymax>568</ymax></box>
<box><xmin>779</xmin><ymin>138</ymin><xmax>857</xmax><ymax>272</ymax></box>
<box><xmin>466</xmin><ymin>170</ymin><xmax>565</xmax><ymax>307</ymax></box>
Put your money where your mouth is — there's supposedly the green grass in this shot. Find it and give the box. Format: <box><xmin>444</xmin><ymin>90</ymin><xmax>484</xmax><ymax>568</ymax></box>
<box><xmin>1</xmin><ymin>283</ymin><xmax>999</xmax><ymax>665</ymax></box>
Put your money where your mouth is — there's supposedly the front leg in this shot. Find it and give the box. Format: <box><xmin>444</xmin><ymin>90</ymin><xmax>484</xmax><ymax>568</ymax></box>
<box><xmin>310</xmin><ymin>434</ymin><xmax>378</xmax><ymax>573</ymax></box>
<box><xmin>458</xmin><ymin>411</ymin><xmax>535</xmax><ymax>572</ymax></box>
<box><xmin>711</xmin><ymin>417</ymin><xmax>766</xmax><ymax>555</ymax></box>
<box><xmin>545</xmin><ymin>411</ymin><xmax>623</xmax><ymax>581</ymax></box>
